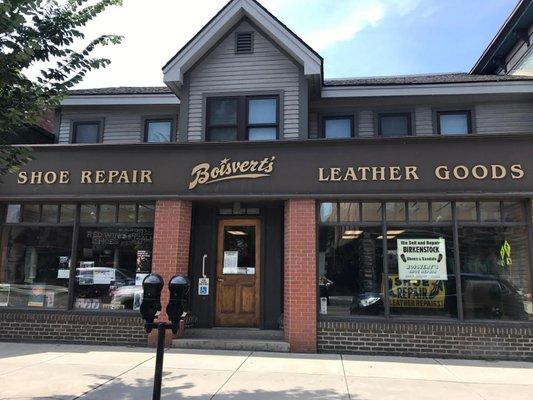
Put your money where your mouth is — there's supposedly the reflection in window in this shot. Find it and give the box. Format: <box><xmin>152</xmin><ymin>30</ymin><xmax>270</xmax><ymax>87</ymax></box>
<box><xmin>459</xmin><ymin>227</ymin><xmax>532</xmax><ymax>321</ymax></box>
<box><xmin>432</xmin><ymin>202</ymin><xmax>452</xmax><ymax>222</ymax></box>
<box><xmin>362</xmin><ymin>203</ymin><xmax>382</xmax><ymax>222</ymax></box>
<box><xmin>145</xmin><ymin>120</ymin><xmax>172</xmax><ymax>142</ymax></box>
<box><xmin>248</xmin><ymin>98</ymin><xmax>278</xmax><ymax>141</ymax></box>
<box><xmin>73</xmin><ymin>122</ymin><xmax>100</xmax><ymax>143</ymax></box>
<box><xmin>319</xmin><ymin>226</ymin><xmax>384</xmax><ymax>316</ymax></box>
<box><xmin>379</xmin><ymin>113</ymin><xmax>411</xmax><ymax>137</ymax></box>
<box><xmin>0</xmin><ymin>226</ymin><xmax>72</xmax><ymax>309</ymax></box>
<box><xmin>438</xmin><ymin>111</ymin><xmax>470</xmax><ymax>135</ymax></box>
<box><xmin>74</xmin><ymin>227</ymin><xmax>153</xmax><ymax>311</ymax></box>
<box><xmin>207</xmin><ymin>98</ymin><xmax>238</xmax><ymax>141</ymax></box>
<box><xmin>324</xmin><ymin>117</ymin><xmax>352</xmax><ymax>139</ymax></box>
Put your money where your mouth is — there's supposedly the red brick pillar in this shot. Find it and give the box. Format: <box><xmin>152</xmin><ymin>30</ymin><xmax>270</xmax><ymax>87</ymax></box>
<box><xmin>148</xmin><ymin>199</ymin><xmax>192</xmax><ymax>346</ymax></box>
<box><xmin>284</xmin><ymin>199</ymin><xmax>317</xmax><ymax>353</ymax></box>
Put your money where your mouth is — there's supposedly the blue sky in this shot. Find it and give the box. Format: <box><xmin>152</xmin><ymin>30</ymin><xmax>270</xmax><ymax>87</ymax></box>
<box><xmin>60</xmin><ymin>0</ymin><xmax>518</xmax><ymax>88</ymax></box>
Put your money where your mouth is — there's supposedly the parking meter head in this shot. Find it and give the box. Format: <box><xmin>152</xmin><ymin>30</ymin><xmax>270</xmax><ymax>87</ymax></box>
<box><xmin>167</xmin><ymin>275</ymin><xmax>190</xmax><ymax>327</ymax></box>
<box><xmin>139</xmin><ymin>273</ymin><xmax>164</xmax><ymax>323</ymax></box>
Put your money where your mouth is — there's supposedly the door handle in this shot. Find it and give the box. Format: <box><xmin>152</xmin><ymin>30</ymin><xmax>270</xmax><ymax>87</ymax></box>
<box><xmin>202</xmin><ymin>254</ymin><xmax>207</xmax><ymax>278</ymax></box>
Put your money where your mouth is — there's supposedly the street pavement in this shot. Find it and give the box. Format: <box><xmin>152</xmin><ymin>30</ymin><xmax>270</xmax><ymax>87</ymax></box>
<box><xmin>0</xmin><ymin>342</ymin><xmax>532</xmax><ymax>399</ymax></box>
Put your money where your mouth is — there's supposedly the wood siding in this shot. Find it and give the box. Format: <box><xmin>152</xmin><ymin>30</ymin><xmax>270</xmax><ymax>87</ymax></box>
<box><xmin>58</xmin><ymin>105</ymin><xmax>178</xmax><ymax>144</ymax></box>
<box><xmin>475</xmin><ymin>102</ymin><xmax>533</xmax><ymax>134</ymax></box>
<box><xmin>185</xmin><ymin>20</ymin><xmax>302</xmax><ymax>141</ymax></box>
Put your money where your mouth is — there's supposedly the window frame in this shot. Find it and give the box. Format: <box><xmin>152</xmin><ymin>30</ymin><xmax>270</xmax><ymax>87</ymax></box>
<box><xmin>436</xmin><ymin>110</ymin><xmax>473</xmax><ymax>135</ymax></box>
<box><xmin>70</xmin><ymin>119</ymin><xmax>103</xmax><ymax>144</ymax></box>
<box><xmin>206</xmin><ymin>95</ymin><xmax>280</xmax><ymax>142</ymax></box>
<box><xmin>320</xmin><ymin>115</ymin><xmax>355</xmax><ymax>139</ymax></box>
<box><xmin>316</xmin><ymin>200</ymin><xmax>533</xmax><ymax>324</ymax></box>
<box><xmin>245</xmin><ymin>95</ymin><xmax>279</xmax><ymax>141</ymax></box>
<box><xmin>143</xmin><ymin>117</ymin><xmax>176</xmax><ymax>143</ymax></box>
<box><xmin>377</xmin><ymin>112</ymin><xmax>413</xmax><ymax>137</ymax></box>
<box><xmin>0</xmin><ymin>201</ymin><xmax>156</xmax><ymax>314</ymax></box>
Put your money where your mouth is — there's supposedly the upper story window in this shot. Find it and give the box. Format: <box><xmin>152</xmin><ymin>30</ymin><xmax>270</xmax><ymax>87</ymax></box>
<box><xmin>144</xmin><ymin>119</ymin><xmax>173</xmax><ymax>142</ymax></box>
<box><xmin>378</xmin><ymin>112</ymin><xmax>412</xmax><ymax>137</ymax></box>
<box><xmin>72</xmin><ymin>121</ymin><xmax>101</xmax><ymax>143</ymax></box>
<box><xmin>322</xmin><ymin>116</ymin><xmax>353</xmax><ymax>139</ymax></box>
<box><xmin>437</xmin><ymin>111</ymin><xmax>471</xmax><ymax>135</ymax></box>
<box><xmin>206</xmin><ymin>96</ymin><xmax>279</xmax><ymax>142</ymax></box>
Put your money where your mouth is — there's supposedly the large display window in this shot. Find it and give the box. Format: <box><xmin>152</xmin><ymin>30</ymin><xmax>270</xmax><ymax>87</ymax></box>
<box><xmin>318</xmin><ymin>201</ymin><xmax>533</xmax><ymax>321</ymax></box>
<box><xmin>0</xmin><ymin>202</ymin><xmax>155</xmax><ymax>312</ymax></box>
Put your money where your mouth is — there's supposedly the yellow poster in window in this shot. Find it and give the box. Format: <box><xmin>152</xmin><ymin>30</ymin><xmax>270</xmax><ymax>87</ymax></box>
<box><xmin>386</xmin><ymin>274</ymin><xmax>446</xmax><ymax>308</ymax></box>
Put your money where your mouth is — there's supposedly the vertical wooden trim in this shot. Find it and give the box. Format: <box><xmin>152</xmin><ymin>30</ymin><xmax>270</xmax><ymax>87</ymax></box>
<box><xmin>67</xmin><ymin>204</ymin><xmax>80</xmax><ymax>310</ymax></box>
<box><xmin>452</xmin><ymin>202</ymin><xmax>464</xmax><ymax>321</ymax></box>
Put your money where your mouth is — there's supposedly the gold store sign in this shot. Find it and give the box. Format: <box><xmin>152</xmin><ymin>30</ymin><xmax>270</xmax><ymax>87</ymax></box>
<box><xmin>318</xmin><ymin>163</ymin><xmax>525</xmax><ymax>182</ymax></box>
<box><xmin>17</xmin><ymin>170</ymin><xmax>153</xmax><ymax>185</ymax></box>
<box><xmin>188</xmin><ymin>156</ymin><xmax>276</xmax><ymax>190</ymax></box>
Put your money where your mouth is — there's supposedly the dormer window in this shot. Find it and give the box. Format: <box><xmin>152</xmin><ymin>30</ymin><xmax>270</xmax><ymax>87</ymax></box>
<box><xmin>235</xmin><ymin>32</ymin><xmax>254</xmax><ymax>54</ymax></box>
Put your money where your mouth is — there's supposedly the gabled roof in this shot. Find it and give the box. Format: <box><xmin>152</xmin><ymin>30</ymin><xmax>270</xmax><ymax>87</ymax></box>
<box><xmin>471</xmin><ymin>0</ymin><xmax>533</xmax><ymax>74</ymax></box>
<box><xmin>162</xmin><ymin>0</ymin><xmax>323</xmax><ymax>93</ymax></box>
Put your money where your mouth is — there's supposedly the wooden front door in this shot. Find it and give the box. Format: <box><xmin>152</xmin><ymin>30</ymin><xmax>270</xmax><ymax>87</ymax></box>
<box><xmin>215</xmin><ymin>219</ymin><xmax>261</xmax><ymax>327</ymax></box>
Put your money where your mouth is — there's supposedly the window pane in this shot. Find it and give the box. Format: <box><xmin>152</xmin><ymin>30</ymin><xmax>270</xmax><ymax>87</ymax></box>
<box><xmin>138</xmin><ymin>204</ymin><xmax>155</xmax><ymax>223</ymax></box>
<box><xmin>118</xmin><ymin>204</ymin><xmax>136</xmax><ymax>223</ymax></box>
<box><xmin>99</xmin><ymin>204</ymin><xmax>116</xmax><ymax>224</ymax></box>
<box><xmin>248</xmin><ymin>127</ymin><xmax>277</xmax><ymax>141</ymax></box>
<box><xmin>339</xmin><ymin>202</ymin><xmax>359</xmax><ymax>222</ymax></box>
<box><xmin>459</xmin><ymin>227</ymin><xmax>532</xmax><ymax>321</ymax></box>
<box><xmin>432</xmin><ymin>202</ymin><xmax>452</xmax><ymax>222</ymax></box>
<box><xmin>208</xmin><ymin>127</ymin><xmax>237</xmax><ymax>142</ymax></box>
<box><xmin>380</xmin><ymin>114</ymin><xmax>409</xmax><ymax>137</ymax></box>
<box><xmin>5</xmin><ymin>204</ymin><xmax>21</xmax><ymax>223</ymax></box>
<box><xmin>456</xmin><ymin>202</ymin><xmax>477</xmax><ymax>221</ymax></box>
<box><xmin>41</xmin><ymin>204</ymin><xmax>59</xmax><ymax>223</ymax></box>
<box><xmin>80</xmin><ymin>204</ymin><xmax>97</xmax><ymax>224</ymax></box>
<box><xmin>74</xmin><ymin>227</ymin><xmax>153</xmax><ymax>311</ymax></box>
<box><xmin>0</xmin><ymin>226</ymin><xmax>72</xmax><ymax>309</ymax></box>
<box><xmin>248</xmin><ymin>98</ymin><xmax>276</xmax><ymax>124</ymax></box>
<box><xmin>74</xmin><ymin>123</ymin><xmax>99</xmax><ymax>143</ymax></box>
<box><xmin>319</xmin><ymin>202</ymin><xmax>337</xmax><ymax>223</ymax></box>
<box><xmin>146</xmin><ymin>121</ymin><xmax>171</xmax><ymax>142</ymax></box>
<box><xmin>388</xmin><ymin>228</ymin><xmax>456</xmax><ymax>318</ymax></box>
<box><xmin>502</xmin><ymin>202</ymin><xmax>525</xmax><ymax>222</ymax></box>
<box><xmin>386</xmin><ymin>202</ymin><xmax>406</xmax><ymax>222</ymax></box>
<box><xmin>325</xmin><ymin>118</ymin><xmax>351</xmax><ymax>139</ymax></box>
<box><xmin>362</xmin><ymin>202</ymin><xmax>382</xmax><ymax>222</ymax></box>
<box><xmin>60</xmin><ymin>204</ymin><xmax>76</xmax><ymax>223</ymax></box>
<box><xmin>22</xmin><ymin>204</ymin><xmax>40</xmax><ymax>223</ymax></box>
<box><xmin>479</xmin><ymin>202</ymin><xmax>501</xmax><ymax>222</ymax></box>
<box><xmin>408</xmin><ymin>202</ymin><xmax>429</xmax><ymax>222</ymax></box>
<box><xmin>319</xmin><ymin>226</ymin><xmax>384</xmax><ymax>316</ymax></box>
<box><xmin>440</xmin><ymin>113</ymin><xmax>469</xmax><ymax>135</ymax></box>
<box><xmin>208</xmin><ymin>98</ymin><xmax>237</xmax><ymax>125</ymax></box>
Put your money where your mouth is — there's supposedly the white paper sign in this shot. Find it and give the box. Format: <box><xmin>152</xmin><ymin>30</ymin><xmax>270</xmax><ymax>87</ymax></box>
<box><xmin>57</xmin><ymin>269</ymin><xmax>70</xmax><ymax>279</ymax></box>
<box><xmin>135</xmin><ymin>273</ymin><xmax>149</xmax><ymax>286</ymax></box>
<box><xmin>320</xmin><ymin>297</ymin><xmax>328</xmax><ymax>315</ymax></box>
<box><xmin>397</xmin><ymin>238</ymin><xmax>447</xmax><ymax>280</ymax></box>
<box><xmin>223</xmin><ymin>251</ymin><xmax>239</xmax><ymax>274</ymax></box>
<box><xmin>198</xmin><ymin>277</ymin><xmax>209</xmax><ymax>296</ymax></box>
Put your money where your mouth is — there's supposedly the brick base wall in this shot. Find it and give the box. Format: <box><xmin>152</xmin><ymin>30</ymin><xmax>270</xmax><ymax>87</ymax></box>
<box><xmin>0</xmin><ymin>311</ymin><xmax>146</xmax><ymax>346</ymax></box>
<box><xmin>318</xmin><ymin>320</ymin><xmax>533</xmax><ymax>361</ymax></box>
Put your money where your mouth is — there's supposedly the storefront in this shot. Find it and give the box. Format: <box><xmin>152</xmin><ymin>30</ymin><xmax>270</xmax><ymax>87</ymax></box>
<box><xmin>1</xmin><ymin>0</ymin><xmax>533</xmax><ymax>360</ymax></box>
<box><xmin>0</xmin><ymin>134</ymin><xmax>532</xmax><ymax>358</ymax></box>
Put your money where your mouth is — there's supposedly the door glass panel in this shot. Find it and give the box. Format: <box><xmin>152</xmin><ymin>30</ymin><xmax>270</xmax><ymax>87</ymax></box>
<box><xmin>222</xmin><ymin>225</ymin><xmax>255</xmax><ymax>275</ymax></box>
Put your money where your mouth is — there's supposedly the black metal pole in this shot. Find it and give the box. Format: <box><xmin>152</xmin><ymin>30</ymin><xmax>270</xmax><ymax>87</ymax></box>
<box><xmin>153</xmin><ymin>323</ymin><xmax>166</xmax><ymax>400</ymax></box>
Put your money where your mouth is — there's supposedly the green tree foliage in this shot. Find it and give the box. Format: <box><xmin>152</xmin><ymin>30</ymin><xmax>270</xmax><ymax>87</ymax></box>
<box><xmin>0</xmin><ymin>0</ymin><xmax>123</xmax><ymax>175</ymax></box>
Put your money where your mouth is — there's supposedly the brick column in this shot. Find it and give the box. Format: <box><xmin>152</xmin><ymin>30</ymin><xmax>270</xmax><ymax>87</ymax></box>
<box><xmin>148</xmin><ymin>199</ymin><xmax>192</xmax><ymax>346</ymax></box>
<box><xmin>284</xmin><ymin>199</ymin><xmax>317</xmax><ymax>353</ymax></box>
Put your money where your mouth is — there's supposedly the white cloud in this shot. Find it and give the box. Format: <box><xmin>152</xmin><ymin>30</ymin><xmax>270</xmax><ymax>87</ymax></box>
<box><xmin>26</xmin><ymin>0</ymin><xmax>423</xmax><ymax>88</ymax></box>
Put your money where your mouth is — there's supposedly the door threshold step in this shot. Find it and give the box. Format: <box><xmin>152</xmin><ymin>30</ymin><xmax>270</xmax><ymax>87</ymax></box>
<box><xmin>183</xmin><ymin>328</ymin><xmax>284</xmax><ymax>341</ymax></box>
<box><xmin>172</xmin><ymin>338</ymin><xmax>290</xmax><ymax>352</ymax></box>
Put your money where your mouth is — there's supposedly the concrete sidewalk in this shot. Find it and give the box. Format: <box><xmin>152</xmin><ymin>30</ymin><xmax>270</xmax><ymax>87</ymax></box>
<box><xmin>0</xmin><ymin>342</ymin><xmax>532</xmax><ymax>399</ymax></box>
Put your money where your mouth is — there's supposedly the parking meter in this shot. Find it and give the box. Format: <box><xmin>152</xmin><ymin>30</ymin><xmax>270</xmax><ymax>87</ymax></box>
<box><xmin>140</xmin><ymin>273</ymin><xmax>164</xmax><ymax>330</ymax></box>
<box><xmin>166</xmin><ymin>275</ymin><xmax>190</xmax><ymax>333</ymax></box>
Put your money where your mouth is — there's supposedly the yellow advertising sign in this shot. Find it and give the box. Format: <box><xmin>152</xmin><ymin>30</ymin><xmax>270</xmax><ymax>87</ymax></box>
<box><xmin>387</xmin><ymin>274</ymin><xmax>445</xmax><ymax>308</ymax></box>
